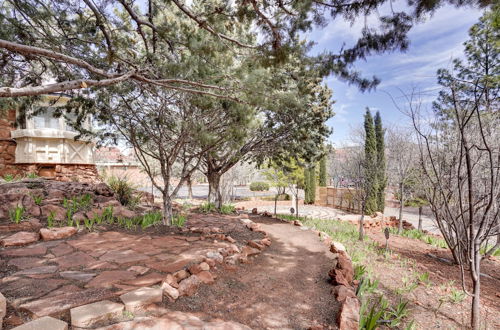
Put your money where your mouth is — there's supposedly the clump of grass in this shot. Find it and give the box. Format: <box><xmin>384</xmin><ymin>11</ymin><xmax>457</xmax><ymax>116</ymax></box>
<box><xmin>106</xmin><ymin>176</ymin><xmax>139</xmax><ymax>207</ymax></box>
<box><xmin>63</xmin><ymin>194</ymin><xmax>93</xmax><ymax>226</ymax></box>
<box><xmin>389</xmin><ymin>228</ymin><xmax>448</xmax><ymax>249</ymax></box>
<box><xmin>199</xmin><ymin>202</ymin><xmax>216</xmax><ymax>213</ymax></box>
<box><xmin>360</xmin><ymin>296</ymin><xmax>412</xmax><ymax>329</ymax></box>
<box><xmin>47</xmin><ymin>211</ymin><xmax>55</xmax><ymax>228</ymax></box>
<box><xmin>3</xmin><ymin>174</ymin><xmax>16</xmax><ymax>182</ymax></box>
<box><xmin>139</xmin><ymin>211</ymin><xmax>163</xmax><ymax>229</ymax></box>
<box><xmin>416</xmin><ymin>271</ymin><xmax>431</xmax><ymax>286</ymax></box>
<box><xmin>354</xmin><ymin>264</ymin><xmax>367</xmax><ymax>281</ymax></box>
<box><xmin>172</xmin><ymin>214</ymin><xmax>187</xmax><ymax>227</ymax></box>
<box><xmin>25</xmin><ymin>172</ymin><xmax>38</xmax><ymax>179</ymax></box>
<box><xmin>220</xmin><ymin>204</ymin><xmax>235</xmax><ymax>214</ymax></box>
<box><xmin>9</xmin><ymin>205</ymin><xmax>25</xmax><ymax>224</ymax></box>
<box><xmin>396</xmin><ymin>276</ymin><xmax>419</xmax><ymax>295</ymax></box>
<box><xmin>32</xmin><ymin>194</ymin><xmax>43</xmax><ymax>205</ymax></box>
<box><xmin>448</xmin><ymin>288</ymin><xmax>466</xmax><ymax>304</ymax></box>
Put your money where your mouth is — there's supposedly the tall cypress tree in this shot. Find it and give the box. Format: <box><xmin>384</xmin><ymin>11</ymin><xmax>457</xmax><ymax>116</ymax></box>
<box><xmin>309</xmin><ymin>164</ymin><xmax>317</xmax><ymax>203</ymax></box>
<box><xmin>319</xmin><ymin>156</ymin><xmax>327</xmax><ymax>186</ymax></box>
<box><xmin>364</xmin><ymin>109</ymin><xmax>378</xmax><ymax>215</ymax></box>
<box><xmin>304</xmin><ymin>167</ymin><xmax>311</xmax><ymax>204</ymax></box>
<box><xmin>374</xmin><ymin>111</ymin><xmax>386</xmax><ymax>212</ymax></box>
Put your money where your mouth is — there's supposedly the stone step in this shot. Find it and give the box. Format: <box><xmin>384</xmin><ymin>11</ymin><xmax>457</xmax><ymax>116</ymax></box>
<box><xmin>119</xmin><ymin>287</ymin><xmax>162</xmax><ymax>313</ymax></box>
<box><xmin>19</xmin><ymin>288</ymin><xmax>115</xmax><ymax>318</ymax></box>
<box><xmin>70</xmin><ymin>300</ymin><xmax>124</xmax><ymax>328</ymax></box>
<box><xmin>11</xmin><ymin>316</ymin><xmax>68</xmax><ymax>330</ymax></box>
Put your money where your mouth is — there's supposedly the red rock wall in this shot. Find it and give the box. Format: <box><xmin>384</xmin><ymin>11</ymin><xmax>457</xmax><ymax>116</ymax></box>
<box><xmin>0</xmin><ymin>109</ymin><xmax>18</xmax><ymax>177</ymax></box>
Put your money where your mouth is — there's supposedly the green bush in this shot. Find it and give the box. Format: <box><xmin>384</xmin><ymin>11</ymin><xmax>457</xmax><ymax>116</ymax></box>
<box><xmin>172</xmin><ymin>214</ymin><xmax>187</xmax><ymax>227</ymax></box>
<box><xmin>249</xmin><ymin>181</ymin><xmax>270</xmax><ymax>191</ymax></box>
<box><xmin>220</xmin><ymin>204</ymin><xmax>236</xmax><ymax>214</ymax></box>
<box><xmin>9</xmin><ymin>206</ymin><xmax>25</xmax><ymax>223</ymax></box>
<box><xmin>3</xmin><ymin>174</ymin><xmax>16</xmax><ymax>182</ymax></box>
<box><xmin>199</xmin><ymin>202</ymin><xmax>216</xmax><ymax>213</ymax></box>
<box><xmin>106</xmin><ymin>176</ymin><xmax>136</xmax><ymax>206</ymax></box>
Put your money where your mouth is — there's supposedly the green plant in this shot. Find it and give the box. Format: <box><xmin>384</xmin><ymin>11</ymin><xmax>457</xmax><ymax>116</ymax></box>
<box><xmin>3</xmin><ymin>174</ymin><xmax>16</xmax><ymax>182</ymax></box>
<box><xmin>83</xmin><ymin>217</ymin><xmax>95</xmax><ymax>231</ymax></box>
<box><xmin>172</xmin><ymin>214</ymin><xmax>187</xmax><ymax>227</ymax></box>
<box><xmin>396</xmin><ymin>276</ymin><xmax>418</xmax><ymax>295</ymax></box>
<box><xmin>249</xmin><ymin>181</ymin><xmax>270</xmax><ymax>191</ymax></box>
<box><xmin>416</xmin><ymin>271</ymin><xmax>431</xmax><ymax>286</ymax></box>
<box><xmin>139</xmin><ymin>211</ymin><xmax>162</xmax><ymax>229</ymax></box>
<box><xmin>448</xmin><ymin>288</ymin><xmax>466</xmax><ymax>304</ymax></box>
<box><xmin>360</xmin><ymin>296</ymin><xmax>387</xmax><ymax>330</ymax></box>
<box><xmin>25</xmin><ymin>172</ymin><xmax>38</xmax><ymax>179</ymax></box>
<box><xmin>199</xmin><ymin>202</ymin><xmax>216</xmax><ymax>213</ymax></box>
<box><xmin>384</xmin><ymin>298</ymin><xmax>410</xmax><ymax>327</ymax></box>
<box><xmin>47</xmin><ymin>211</ymin><xmax>55</xmax><ymax>228</ymax></box>
<box><xmin>102</xmin><ymin>206</ymin><xmax>114</xmax><ymax>224</ymax></box>
<box><xmin>32</xmin><ymin>194</ymin><xmax>43</xmax><ymax>205</ymax></box>
<box><xmin>9</xmin><ymin>205</ymin><xmax>25</xmax><ymax>223</ymax></box>
<box><xmin>354</xmin><ymin>264</ymin><xmax>367</xmax><ymax>281</ymax></box>
<box><xmin>106</xmin><ymin>176</ymin><xmax>136</xmax><ymax>206</ymax></box>
<box><xmin>357</xmin><ymin>278</ymin><xmax>380</xmax><ymax>297</ymax></box>
<box><xmin>220</xmin><ymin>204</ymin><xmax>235</xmax><ymax>214</ymax></box>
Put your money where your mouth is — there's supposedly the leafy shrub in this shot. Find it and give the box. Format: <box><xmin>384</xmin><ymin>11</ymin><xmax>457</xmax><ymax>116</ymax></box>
<box><xmin>448</xmin><ymin>288</ymin><xmax>466</xmax><ymax>303</ymax></box>
<box><xmin>140</xmin><ymin>211</ymin><xmax>163</xmax><ymax>229</ymax></box>
<box><xmin>9</xmin><ymin>206</ymin><xmax>25</xmax><ymax>223</ymax></box>
<box><xmin>199</xmin><ymin>202</ymin><xmax>216</xmax><ymax>213</ymax></box>
<box><xmin>220</xmin><ymin>204</ymin><xmax>235</xmax><ymax>214</ymax></box>
<box><xmin>3</xmin><ymin>174</ymin><xmax>15</xmax><ymax>182</ymax></box>
<box><xmin>172</xmin><ymin>214</ymin><xmax>187</xmax><ymax>227</ymax></box>
<box><xmin>32</xmin><ymin>195</ymin><xmax>43</xmax><ymax>205</ymax></box>
<box><xmin>25</xmin><ymin>172</ymin><xmax>38</xmax><ymax>179</ymax></box>
<box><xmin>249</xmin><ymin>181</ymin><xmax>270</xmax><ymax>191</ymax></box>
<box><xmin>106</xmin><ymin>176</ymin><xmax>136</xmax><ymax>206</ymax></box>
<box><xmin>261</xmin><ymin>194</ymin><xmax>290</xmax><ymax>201</ymax></box>
<box><xmin>47</xmin><ymin>211</ymin><xmax>55</xmax><ymax>228</ymax></box>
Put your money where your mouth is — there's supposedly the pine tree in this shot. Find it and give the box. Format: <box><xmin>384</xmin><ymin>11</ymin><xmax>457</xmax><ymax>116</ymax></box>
<box><xmin>364</xmin><ymin>109</ymin><xmax>378</xmax><ymax>215</ymax></box>
<box><xmin>374</xmin><ymin>111</ymin><xmax>386</xmax><ymax>212</ymax></box>
<box><xmin>319</xmin><ymin>156</ymin><xmax>327</xmax><ymax>186</ymax></box>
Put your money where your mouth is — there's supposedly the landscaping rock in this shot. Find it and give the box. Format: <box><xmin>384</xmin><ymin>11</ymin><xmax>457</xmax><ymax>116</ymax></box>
<box><xmin>160</xmin><ymin>282</ymin><xmax>179</xmax><ymax>300</ymax></box>
<box><xmin>1</xmin><ymin>231</ymin><xmax>39</xmax><ymax>247</ymax></box>
<box><xmin>247</xmin><ymin>240</ymin><xmax>265</xmax><ymax>250</ymax></box>
<box><xmin>337</xmin><ymin>296</ymin><xmax>360</xmax><ymax>330</ymax></box>
<box><xmin>39</xmin><ymin>227</ymin><xmax>77</xmax><ymax>241</ymax></box>
<box><xmin>11</xmin><ymin>316</ymin><xmax>68</xmax><ymax>330</ymax></box>
<box><xmin>120</xmin><ymin>287</ymin><xmax>162</xmax><ymax>312</ymax></box>
<box><xmin>260</xmin><ymin>238</ymin><xmax>272</xmax><ymax>246</ymax></box>
<box><xmin>122</xmin><ymin>272</ymin><xmax>164</xmax><ymax>286</ymax></box>
<box><xmin>333</xmin><ymin>285</ymin><xmax>356</xmax><ymax>302</ymax></box>
<box><xmin>20</xmin><ymin>288</ymin><xmax>115</xmax><ymax>318</ymax></box>
<box><xmin>163</xmin><ymin>274</ymin><xmax>179</xmax><ymax>288</ymax></box>
<box><xmin>40</xmin><ymin>204</ymin><xmax>66</xmax><ymax>221</ymax></box>
<box><xmin>0</xmin><ymin>292</ymin><xmax>6</xmax><ymax>329</ymax></box>
<box><xmin>178</xmin><ymin>275</ymin><xmax>202</xmax><ymax>296</ymax></box>
<box><xmin>330</xmin><ymin>241</ymin><xmax>346</xmax><ymax>254</ymax></box>
<box><xmin>241</xmin><ymin>246</ymin><xmax>260</xmax><ymax>257</ymax></box>
<box><xmin>173</xmin><ymin>270</ymin><xmax>189</xmax><ymax>282</ymax></box>
<box><xmin>206</xmin><ymin>251</ymin><xmax>223</xmax><ymax>263</ymax></box>
<box><xmin>86</xmin><ymin>270</ymin><xmax>136</xmax><ymax>288</ymax></box>
<box><xmin>113</xmin><ymin>206</ymin><xmax>136</xmax><ymax>219</ymax></box>
<box><xmin>197</xmin><ymin>271</ymin><xmax>215</xmax><ymax>284</ymax></box>
<box><xmin>127</xmin><ymin>266</ymin><xmax>150</xmax><ymax>275</ymax></box>
<box><xmin>70</xmin><ymin>300</ymin><xmax>124</xmax><ymax>328</ymax></box>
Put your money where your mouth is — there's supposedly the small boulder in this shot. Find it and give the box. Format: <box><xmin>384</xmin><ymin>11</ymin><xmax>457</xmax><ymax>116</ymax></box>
<box><xmin>333</xmin><ymin>285</ymin><xmax>356</xmax><ymax>302</ymax></box>
<box><xmin>120</xmin><ymin>287</ymin><xmax>163</xmax><ymax>312</ymax></box>
<box><xmin>113</xmin><ymin>206</ymin><xmax>136</xmax><ymax>219</ymax></box>
<box><xmin>330</xmin><ymin>241</ymin><xmax>346</xmax><ymax>254</ymax></box>
<box><xmin>173</xmin><ymin>270</ymin><xmax>189</xmax><ymax>282</ymax></box>
<box><xmin>1</xmin><ymin>231</ymin><xmax>39</xmax><ymax>247</ymax></box>
<box><xmin>41</xmin><ymin>204</ymin><xmax>66</xmax><ymax>221</ymax></box>
<box><xmin>247</xmin><ymin>240</ymin><xmax>265</xmax><ymax>251</ymax></box>
<box><xmin>160</xmin><ymin>282</ymin><xmax>179</xmax><ymax>300</ymax></box>
<box><xmin>178</xmin><ymin>275</ymin><xmax>202</xmax><ymax>296</ymax></box>
<box><xmin>197</xmin><ymin>271</ymin><xmax>215</xmax><ymax>284</ymax></box>
<box><xmin>337</xmin><ymin>297</ymin><xmax>360</xmax><ymax>330</ymax></box>
<box><xmin>241</xmin><ymin>246</ymin><xmax>260</xmax><ymax>257</ymax></box>
<box><xmin>260</xmin><ymin>238</ymin><xmax>272</xmax><ymax>246</ymax></box>
<box><xmin>251</xmin><ymin>208</ymin><xmax>258</xmax><ymax>214</ymax></box>
<box><xmin>40</xmin><ymin>227</ymin><xmax>77</xmax><ymax>241</ymax></box>
<box><xmin>163</xmin><ymin>274</ymin><xmax>179</xmax><ymax>288</ymax></box>
<box><xmin>206</xmin><ymin>251</ymin><xmax>223</xmax><ymax>263</ymax></box>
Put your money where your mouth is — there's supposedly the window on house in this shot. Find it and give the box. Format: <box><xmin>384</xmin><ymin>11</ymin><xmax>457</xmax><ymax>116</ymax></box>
<box><xmin>33</xmin><ymin>107</ymin><xmax>59</xmax><ymax>129</ymax></box>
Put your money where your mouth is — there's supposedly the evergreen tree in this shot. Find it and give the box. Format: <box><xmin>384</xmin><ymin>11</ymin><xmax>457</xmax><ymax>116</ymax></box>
<box><xmin>319</xmin><ymin>156</ymin><xmax>327</xmax><ymax>186</ymax></box>
<box><xmin>309</xmin><ymin>164</ymin><xmax>317</xmax><ymax>204</ymax></box>
<box><xmin>364</xmin><ymin>108</ymin><xmax>378</xmax><ymax>215</ymax></box>
<box><xmin>304</xmin><ymin>167</ymin><xmax>311</xmax><ymax>204</ymax></box>
<box><xmin>374</xmin><ymin>111</ymin><xmax>387</xmax><ymax>212</ymax></box>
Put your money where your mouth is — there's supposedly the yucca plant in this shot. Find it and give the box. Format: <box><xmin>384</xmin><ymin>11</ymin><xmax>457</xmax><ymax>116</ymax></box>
<box><xmin>9</xmin><ymin>205</ymin><xmax>25</xmax><ymax>223</ymax></box>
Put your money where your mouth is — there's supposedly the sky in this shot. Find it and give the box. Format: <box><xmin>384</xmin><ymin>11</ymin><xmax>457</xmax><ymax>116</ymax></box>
<box><xmin>304</xmin><ymin>5</ymin><xmax>484</xmax><ymax>146</ymax></box>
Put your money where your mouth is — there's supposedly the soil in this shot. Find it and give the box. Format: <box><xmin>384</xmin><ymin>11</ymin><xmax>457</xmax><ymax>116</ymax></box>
<box><xmin>168</xmin><ymin>215</ymin><xmax>340</xmax><ymax>330</ymax></box>
<box><xmin>367</xmin><ymin>229</ymin><xmax>500</xmax><ymax>329</ymax></box>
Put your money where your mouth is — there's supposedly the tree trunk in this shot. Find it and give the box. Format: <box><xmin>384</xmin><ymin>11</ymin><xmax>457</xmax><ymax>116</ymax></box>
<box><xmin>359</xmin><ymin>206</ymin><xmax>365</xmax><ymax>241</ymax></box>
<box><xmin>398</xmin><ymin>182</ymin><xmax>404</xmax><ymax>234</ymax></box>
<box><xmin>207</xmin><ymin>171</ymin><xmax>222</xmax><ymax>209</ymax></box>
<box><xmin>162</xmin><ymin>191</ymin><xmax>173</xmax><ymax>226</ymax></box>
<box><xmin>295</xmin><ymin>194</ymin><xmax>299</xmax><ymax>218</ymax></box>
<box><xmin>274</xmin><ymin>194</ymin><xmax>278</xmax><ymax>216</ymax></box>
<box><xmin>187</xmin><ymin>176</ymin><xmax>193</xmax><ymax>199</ymax></box>
<box><xmin>471</xmin><ymin>249</ymin><xmax>481</xmax><ymax>330</ymax></box>
<box><xmin>418</xmin><ymin>206</ymin><xmax>423</xmax><ymax>231</ymax></box>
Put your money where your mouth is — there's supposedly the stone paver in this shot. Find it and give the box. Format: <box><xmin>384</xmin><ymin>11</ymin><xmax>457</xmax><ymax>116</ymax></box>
<box><xmin>11</xmin><ymin>316</ymin><xmax>68</xmax><ymax>330</ymax></box>
<box><xmin>70</xmin><ymin>300</ymin><xmax>124</xmax><ymax>328</ymax></box>
<box><xmin>86</xmin><ymin>271</ymin><xmax>137</xmax><ymax>288</ymax></box>
<box><xmin>1</xmin><ymin>232</ymin><xmax>39</xmax><ymax>247</ymax></box>
<box><xmin>50</xmin><ymin>243</ymin><xmax>74</xmax><ymax>257</ymax></box>
<box><xmin>21</xmin><ymin>288</ymin><xmax>115</xmax><ymax>318</ymax></box>
<box><xmin>39</xmin><ymin>227</ymin><xmax>77</xmax><ymax>241</ymax></box>
<box><xmin>54</xmin><ymin>251</ymin><xmax>96</xmax><ymax>269</ymax></box>
<box><xmin>0</xmin><ymin>292</ymin><xmax>6</xmax><ymax>329</ymax></box>
<box><xmin>60</xmin><ymin>271</ymin><xmax>96</xmax><ymax>282</ymax></box>
<box><xmin>120</xmin><ymin>287</ymin><xmax>162</xmax><ymax>312</ymax></box>
<box><xmin>7</xmin><ymin>257</ymin><xmax>46</xmax><ymax>270</ymax></box>
<box><xmin>0</xmin><ymin>244</ymin><xmax>47</xmax><ymax>257</ymax></box>
<box><xmin>99</xmin><ymin>249</ymin><xmax>150</xmax><ymax>264</ymax></box>
<box><xmin>121</xmin><ymin>272</ymin><xmax>164</xmax><ymax>287</ymax></box>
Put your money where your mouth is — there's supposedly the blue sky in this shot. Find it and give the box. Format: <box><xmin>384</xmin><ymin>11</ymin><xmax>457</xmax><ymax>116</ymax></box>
<box><xmin>304</xmin><ymin>6</ymin><xmax>483</xmax><ymax>146</ymax></box>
